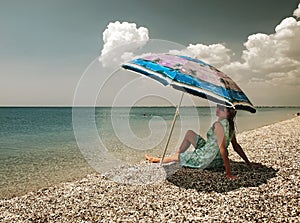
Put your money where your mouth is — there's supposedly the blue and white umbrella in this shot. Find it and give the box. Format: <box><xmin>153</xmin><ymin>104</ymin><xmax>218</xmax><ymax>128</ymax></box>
<box><xmin>122</xmin><ymin>53</ymin><xmax>255</xmax><ymax>113</ymax></box>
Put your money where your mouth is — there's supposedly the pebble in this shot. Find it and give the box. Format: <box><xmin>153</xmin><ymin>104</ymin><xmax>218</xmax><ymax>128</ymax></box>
<box><xmin>0</xmin><ymin>117</ymin><xmax>299</xmax><ymax>222</ymax></box>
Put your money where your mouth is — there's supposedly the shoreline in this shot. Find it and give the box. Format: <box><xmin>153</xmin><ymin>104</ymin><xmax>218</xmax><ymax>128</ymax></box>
<box><xmin>0</xmin><ymin>117</ymin><xmax>299</xmax><ymax>222</ymax></box>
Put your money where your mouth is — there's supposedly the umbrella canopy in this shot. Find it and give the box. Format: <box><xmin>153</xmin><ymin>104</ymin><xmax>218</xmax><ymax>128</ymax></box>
<box><xmin>122</xmin><ymin>53</ymin><xmax>256</xmax><ymax>113</ymax></box>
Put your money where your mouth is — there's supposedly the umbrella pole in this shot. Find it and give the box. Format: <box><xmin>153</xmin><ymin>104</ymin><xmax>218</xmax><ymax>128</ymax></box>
<box><xmin>160</xmin><ymin>92</ymin><xmax>184</xmax><ymax>165</ymax></box>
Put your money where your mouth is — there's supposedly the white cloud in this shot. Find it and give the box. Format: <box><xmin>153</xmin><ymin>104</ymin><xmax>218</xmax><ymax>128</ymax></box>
<box><xmin>218</xmin><ymin>10</ymin><xmax>300</xmax><ymax>87</ymax></box>
<box><xmin>293</xmin><ymin>3</ymin><xmax>300</xmax><ymax>18</ymax></box>
<box><xmin>174</xmin><ymin>5</ymin><xmax>300</xmax><ymax>88</ymax></box>
<box><xmin>100</xmin><ymin>21</ymin><xmax>149</xmax><ymax>56</ymax></box>
<box><xmin>185</xmin><ymin>5</ymin><xmax>300</xmax><ymax>88</ymax></box>
<box><xmin>99</xmin><ymin>3</ymin><xmax>300</xmax><ymax>86</ymax></box>
<box><xmin>186</xmin><ymin>43</ymin><xmax>232</xmax><ymax>67</ymax></box>
<box><xmin>99</xmin><ymin>21</ymin><xmax>149</xmax><ymax>67</ymax></box>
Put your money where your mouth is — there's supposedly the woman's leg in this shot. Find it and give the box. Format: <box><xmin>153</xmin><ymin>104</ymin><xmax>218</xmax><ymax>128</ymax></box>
<box><xmin>145</xmin><ymin>130</ymin><xmax>198</xmax><ymax>163</ymax></box>
<box><xmin>177</xmin><ymin>130</ymin><xmax>198</xmax><ymax>153</ymax></box>
<box><xmin>145</xmin><ymin>153</ymin><xmax>179</xmax><ymax>163</ymax></box>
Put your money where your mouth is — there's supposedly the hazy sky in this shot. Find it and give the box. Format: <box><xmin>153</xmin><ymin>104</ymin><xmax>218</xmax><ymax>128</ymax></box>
<box><xmin>1</xmin><ymin>0</ymin><xmax>299</xmax><ymax>106</ymax></box>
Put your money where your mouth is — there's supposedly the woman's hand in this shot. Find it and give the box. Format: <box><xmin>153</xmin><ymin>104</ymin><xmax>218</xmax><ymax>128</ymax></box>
<box><xmin>226</xmin><ymin>174</ymin><xmax>237</xmax><ymax>180</ymax></box>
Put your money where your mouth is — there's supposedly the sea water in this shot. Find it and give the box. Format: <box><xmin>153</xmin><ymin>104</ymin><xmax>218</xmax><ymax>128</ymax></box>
<box><xmin>0</xmin><ymin>107</ymin><xmax>299</xmax><ymax>198</ymax></box>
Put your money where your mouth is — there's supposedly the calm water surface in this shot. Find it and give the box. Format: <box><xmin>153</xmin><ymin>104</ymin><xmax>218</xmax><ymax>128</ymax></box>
<box><xmin>0</xmin><ymin>107</ymin><xmax>299</xmax><ymax>198</ymax></box>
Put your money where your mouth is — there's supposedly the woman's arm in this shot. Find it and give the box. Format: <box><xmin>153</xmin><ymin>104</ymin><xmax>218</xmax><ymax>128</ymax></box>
<box><xmin>231</xmin><ymin>134</ymin><xmax>263</xmax><ymax>168</ymax></box>
<box><xmin>231</xmin><ymin>134</ymin><xmax>251</xmax><ymax>165</ymax></box>
<box><xmin>214</xmin><ymin>122</ymin><xmax>237</xmax><ymax>179</ymax></box>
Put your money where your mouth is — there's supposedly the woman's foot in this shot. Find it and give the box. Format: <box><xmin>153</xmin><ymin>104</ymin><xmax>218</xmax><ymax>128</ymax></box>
<box><xmin>145</xmin><ymin>154</ymin><xmax>161</xmax><ymax>163</ymax></box>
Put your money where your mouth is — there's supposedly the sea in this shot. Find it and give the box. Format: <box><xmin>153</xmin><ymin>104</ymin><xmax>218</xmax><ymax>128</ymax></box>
<box><xmin>0</xmin><ymin>106</ymin><xmax>299</xmax><ymax>199</ymax></box>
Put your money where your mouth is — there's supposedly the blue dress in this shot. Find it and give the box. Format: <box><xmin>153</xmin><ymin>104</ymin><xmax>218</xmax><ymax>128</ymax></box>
<box><xmin>179</xmin><ymin>119</ymin><xmax>233</xmax><ymax>169</ymax></box>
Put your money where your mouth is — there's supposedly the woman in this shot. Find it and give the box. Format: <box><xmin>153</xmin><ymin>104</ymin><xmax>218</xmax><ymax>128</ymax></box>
<box><xmin>145</xmin><ymin>104</ymin><xmax>262</xmax><ymax>179</ymax></box>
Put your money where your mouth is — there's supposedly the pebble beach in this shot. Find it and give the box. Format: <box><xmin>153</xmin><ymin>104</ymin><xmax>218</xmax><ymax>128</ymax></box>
<box><xmin>0</xmin><ymin>117</ymin><xmax>299</xmax><ymax>222</ymax></box>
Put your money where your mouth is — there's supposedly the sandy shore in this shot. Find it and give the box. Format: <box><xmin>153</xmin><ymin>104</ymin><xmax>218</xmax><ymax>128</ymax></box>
<box><xmin>0</xmin><ymin>117</ymin><xmax>299</xmax><ymax>222</ymax></box>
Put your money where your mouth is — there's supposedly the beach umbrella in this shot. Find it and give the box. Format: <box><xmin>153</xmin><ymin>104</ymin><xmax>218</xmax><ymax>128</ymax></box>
<box><xmin>121</xmin><ymin>53</ymin><xmax>256</xmax><ymax>163</ymax></box>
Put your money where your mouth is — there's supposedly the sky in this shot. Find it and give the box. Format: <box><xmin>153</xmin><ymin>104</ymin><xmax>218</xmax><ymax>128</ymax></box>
<box><xmin>0</xmin><ymin>0</ymin><xmax>300</xmax><ymax>106</ymax></box>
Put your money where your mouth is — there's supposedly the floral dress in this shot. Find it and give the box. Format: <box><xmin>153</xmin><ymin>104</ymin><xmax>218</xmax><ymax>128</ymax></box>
<box><xmin>179</xmin><ymin>119</ymin><xmax>233</xmax><ymax>169</ymax></box>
